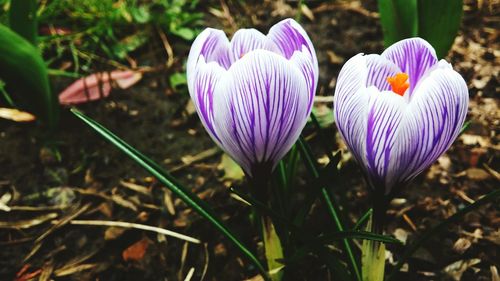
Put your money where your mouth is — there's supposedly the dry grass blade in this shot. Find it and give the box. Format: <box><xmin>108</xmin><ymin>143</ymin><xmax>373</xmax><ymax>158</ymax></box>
<box><xmin>54</xmin><ymin>263</ymin><xmax>98</xmax><ymax>277</ymax></box>
<box><xmin>36</xmin><ymin>203</ymin><xmax>91</xmax><ymax>243</ymax></box>
<box><xmin>183</xmin><ymin>267</ymin><xmax>195</xmax><ymax>281</ymax></box>
<box><xmin>120</xmin><ymin>180</ymin><xmax>151</xmax><ymax>196</ymax></box>
<box><xmin>53</xmin><ymin>219</ymin><xmax>201</xmax><ymax>244</ymax></box>
<box><xmin>169</xmin><ymin>147</ymin><xmax>220</xmax><ymax>173</ymax></box>
<box><xmin>200</xmin><ymin>243</ymin><xmax>209</xmax><ymax>281</ymax></box>
<box><xmin>0</xmin><ymin>213</ymin><xmax>58</xmax><ymax>229</ymax></box>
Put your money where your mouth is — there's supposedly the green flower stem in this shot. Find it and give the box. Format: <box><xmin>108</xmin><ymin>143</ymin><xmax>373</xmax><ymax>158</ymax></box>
<box><xmin>361</xmin><ymin>219</ymin><xmax>386</xmax><ymax>281</ymax></box>
<box><xmin>298</xmin><ymin>137</ymin><xmax>362</xmax><ymax>281</ymax></box>
<box><xmin>249</xmin><ymin>169</ymin><xmax>285</xmax><ymax>281</ymax></box>
<box><xmin>262</xmin><ymin>215</ymin><xmax>285</xmax><ymax>281</ymax></box>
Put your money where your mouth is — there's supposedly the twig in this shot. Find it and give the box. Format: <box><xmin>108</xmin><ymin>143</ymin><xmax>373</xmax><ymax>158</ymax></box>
<box><xmin>168</xmin><ymin>147</ymin><xmax>221</xmax><ymax>173</ymax></box>
<box><xmin>52</xmin><ymin>219</ymin><xmax>201</xmax><ymax>244</ymax></box>
<box><xmin>36</xmin><ymin>203</ymin><xmax>91</xmax><ymax>243</ymax></box>
<box><xmin>183</xmin><ymin>267</ymin><xmax>195</xmax><ymax>281</ymax></box>
<box><xmin>157</xmin><ymin>26</ymin><xmax>175</xmax><ymax>68</ymax></box>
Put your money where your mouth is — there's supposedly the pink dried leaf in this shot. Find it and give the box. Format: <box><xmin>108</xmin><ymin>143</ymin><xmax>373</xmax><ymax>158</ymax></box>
<box><xmin>58</xmin><ymin>70</ymin><xmax>142</xmax><ymax>105</ymax></box>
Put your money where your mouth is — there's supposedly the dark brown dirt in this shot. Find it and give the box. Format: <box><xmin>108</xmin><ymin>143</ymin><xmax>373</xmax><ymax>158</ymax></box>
<box><xmin>0</xmin><ymin>1</ymin><xmax>498</xmax><ymax>281</ymax></box>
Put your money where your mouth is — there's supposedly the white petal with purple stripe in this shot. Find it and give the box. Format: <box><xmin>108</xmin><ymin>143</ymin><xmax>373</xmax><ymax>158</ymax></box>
<box><xmin>334</xmin><ymin>38</ymin><xmax>468</xmax><ymax>192</ymax></box>
<box><xmin>382</xmin><ymin>38</ymin><xmax>438</xmax><ymax>96</ymax></box>
<box><xmin>187</xmin><ymin>19</ymin><xmax>318</xmax><ymax>176</ymax></box>
<box><xmin>213</xmin><ymin>50</ymin><xmax>309</xmax><ymax>176</ymax></box>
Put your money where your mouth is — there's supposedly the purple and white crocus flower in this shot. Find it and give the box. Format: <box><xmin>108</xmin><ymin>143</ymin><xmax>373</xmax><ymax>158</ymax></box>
<box><xmin>187</xmin><ymin>19</ymin><xmax>318</xmax><ymax>177</ymax></box>
<box><xmin>334</xmin><ymin>38</ymin><xmax>468</xmax><ymax>194</ymax></box>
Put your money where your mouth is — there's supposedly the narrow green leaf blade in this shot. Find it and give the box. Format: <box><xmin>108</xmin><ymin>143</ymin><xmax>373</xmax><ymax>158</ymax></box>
<box><xmin>297</xmin><ymin>136</ymin><xmax>362</xmax><ymax>281</ymax></box>
<box><xmin>0</xmin><ymin>24</ymin><xmax>58</xmax><ymax>129</ymax></box>
<box><xmin>418</xmin><ymin>0</ymin><xmax>463</xmax><ymax>58</ymax></box>
<box><xmin>319</xmin><ymin>230</ymin><xmax>401</xmax><ymax>245</ymax></box>
<box><xmin>9</xmin><ymin>0</ymin><xmax>38</xmax><ymax>45</ymax></box>
<box><xmin>378</xmin><ymin>0</ymin><xmax>418</xmax><ymax>47</ymax></box>
<box><xmin>70</xmin><ymin>108</ymin><xmax>269</xmax><ymax>280</ymax></box>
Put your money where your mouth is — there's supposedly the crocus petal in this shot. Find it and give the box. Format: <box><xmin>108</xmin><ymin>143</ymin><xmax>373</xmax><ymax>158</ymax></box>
<box><xmin>186</xmin><ymin>28</ymin><xmax>231</xmax><ymax>76</ymax></box>
<box><xmin>334</xmin><ymin>54</ymin><xmax>370</xmax><ymax>164</ymax></box>
<box><xmin>268</xmin><ymin>19</ymin><xmax>318</xmax><ymax>102</ymax></box>
<box><xmin>213</xmin><ymin>50</ymin><xmax>309</xmax><ymax>176</ymax></box>
<box><xmin>334</xmin><ymin>54</ymin><xmax>408</xmax><ymax>189</ymax></box>
<box><xmin>364</xmin><ymin>55</ymin><xmax>401</xmax><ymax>92</ymax></box>
<box><xmin>382</xmin><ymin>38</ymin><xmax>438</xmax><ymax>95</ymax></box>
<box><xmin>229</xmin><ymin>28</ymin><xmax>279</xmax><ymax>61</ymax></box>
<box><xmin>364</xmin><ymin>88</ymin><xmax>407</xmax><ymax>189</ymax></box>
<box><xmin>387</xmin><ymin>61</ymin><xmax>468</xmax><ymax>190</ymax></box>
<box><xmin>188</xmin><ymin>59</ymin><xmax>226</xmax><ymax>142</ymax></box>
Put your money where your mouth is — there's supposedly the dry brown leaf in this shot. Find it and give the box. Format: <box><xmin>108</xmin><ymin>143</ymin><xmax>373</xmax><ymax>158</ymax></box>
<box><xmin>492</xmin><ymin>265</ymin><xmax>500</xmax><ymax>281</ymax></box>
<box><xmin>300</xmin><ymin>4</ymin><xmax>315</xmax><ymax>21</ymax></box>
<box><xmin>104</xmin><ymin>226</ymin><xmax>126</xmax><ymax>240</ymax></box>
<box><xmin>466</xmin><ymin>168</ymin><xmax>491</xmax><ymax>181</ymax></box>
<box><xmin>0</xmin><ymin>108</ymin><xmax>35</xmax><ymax>122</ymax></box>
<box><xmin>453</xmin><ymin>237</ymin><xmax>472</xmax><ymax>254</ymax></box>
<box><xmin>122</xmin><ymin>237</ymin><xmax>150</xmax><ymax>262</ymax></box>
<box><xmin>58</xmin><ymin>70</ymin><xmax>142</xmax><ymax>105</ymax></box>
<box><xmin>326</xmin><ymin>50</ymin><xmax>344</xmax><ymax>64</ymax></box>
<box><xmin>443</xmin><ymin>259</ymin><xmax>481</xmax><ymax>281</ymax></box>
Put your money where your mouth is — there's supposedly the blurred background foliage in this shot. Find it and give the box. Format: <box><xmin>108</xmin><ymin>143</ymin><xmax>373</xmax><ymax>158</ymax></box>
<box><xmin>0</xmin><ymin>0</ymin><xmax>203</xmax><ymax>77</ymax></box>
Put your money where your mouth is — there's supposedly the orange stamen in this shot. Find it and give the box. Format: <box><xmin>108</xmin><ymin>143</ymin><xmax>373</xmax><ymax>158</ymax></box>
<box><xmin>386</xmin><ymin>72</ymin><xmax>409</xmax><ymax>96</ymax></box>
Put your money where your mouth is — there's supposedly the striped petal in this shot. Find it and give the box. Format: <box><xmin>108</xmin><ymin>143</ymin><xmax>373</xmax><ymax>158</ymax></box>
<box><xmin>268</xmin><ymin>19</ymin><xmax>318</xmax><ymax>103</ymax></box>
<box><xmin>212</xmin><ymin>50</ymin><xmax>309</xmax><ymax>176</ymax></box>
<box><xmin>229</xmin><ymin>28</ymin><xmax>279</xmax><ymax>62</ymax></box>
<box><xmin>334</xmin><ymin>54</ymin><xmax>369</xmax><ymax>165</ymax></box>
<box><xmin>334</xmin><ymin>54</ymin><xmax>408</xmax><ymax>190</ymax></box>
<box><xmin>188</xmin><ymin>59</ymin><xmax>226</xmax><ymax>142</ymax></box>
<box><xmin>364</xmin><ymin>88</ymin><xmax>407</xmax><ymax>190</ymax></box>
<box><xmin>387</xmin><ymin>60</ymin><xmax>469</xmax><ymax>190</ymax></box>
<box><xmin>187</xmin><ymin>28</ymin><xmax>231</xmax><ymax>76</ymax></box>
<box><xmin>365</xmin><ymin>54</ymin><xmax>401</xmax><ymax>92</ymax></box>
<box><xmin>382</xmin><ymin>38</ymin><xmax>438</xmax><ymax>95</ymax></box>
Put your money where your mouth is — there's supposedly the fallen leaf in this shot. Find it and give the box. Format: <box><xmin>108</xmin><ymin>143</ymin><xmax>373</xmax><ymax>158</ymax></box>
<box><xmin>300</xmin><ymin>4</ymin><xmax>315</xmax><ymax>20</ymax></box>
<box><xmin>466</xmin><ymin>168</ymin><xmax>491</xmax><ymax>181</ymax></box>
<box><xmin>453</xmin><ymin>237</ymin><xmax>472</xmax><ymax>254</ymax></box>
<box><xmin>218</xmin><ymin>153</ymin><xmax>244</xmax><ymax>181</ymax></box>
<box><xmin>326</xmin><ymin>50</ymin><xmax>344</xmax><ymax>64</ymax></box>
<box><xmin>443</xmin><ymin>259</ymin><xmax>481</xmax><ymax>281</ymax></box>
<box><xmin>58</xmin><ymin>70</ymin><xmax>142</xmax><ymax>105</ymax></box>
<box><xmin>104</xmin><ymin>226</ymin><xmax>126</xmax><ymax>240</ymax></box>
<box><xmin>393</xmin><ymin>228</ymin><xmax>409</xmax><ymax>245</ymax></box>
<box><xmin>0</xmin><ymin>108</ymin><xmax>35</xmax><ymax>122</ymax></box>
<box><xmin>492</xmin><ymin>265</ymin><xmax>500</xmax><ymax>281</ymax></box>
<box><xmin>122</xmin><ymin>238</ymin><xmax>150</xmax><ymax>262</ymax></box>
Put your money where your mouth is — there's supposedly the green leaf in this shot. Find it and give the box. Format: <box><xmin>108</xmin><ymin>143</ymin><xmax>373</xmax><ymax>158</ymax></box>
<box><xmin>0</xmin><ymin>24</ymin><xmax>58</xmax><ymax>129</ymax></box>
<box><xmin>418</xmin><ymin>0</ymin><xmax>462</xmax><ymax>58</ymax></box>
<box><xmin>386</xmin><ymin>188</ymin><xmax>500</xmax><ymax>281</ymax></box>
<box><xmin>378</xmin><ymin>0</ymin><xmax>418</xmax><ymax>48</ymax></box>
<box><xmin>169</xmin><ymin>72</ymin><xmax>187</xmax><ymax>90</ymax></box>
<box><xmin>171</xmin><ymin>27</ymin><xmax>196</xmax><ymax>40</ymax></box>
<box><xmin>130</xmin><ymin>6</ymin><xmax>151</xmax><ymax>24</ymax></box>
<box><xmin>219</xmin><ymin>153</ymin><xmax>245</xmax><ymax>181</ymax></box>
<box><xmin>319</xmin><ymin>230</ymin><xmax>401</xmax><ymax>245</ymax></box>
<box><xmin>378</xmin><ymin>0</ymin><xmax>463</xmax><ymax>58</ymax></box>
<box><xmin>70</xmin><ymin>108</ymin><xmax>269</xmax><ymax>281</ymax></box>
<box><xmin>354</xmin><ymin>209</ymin><xmax>373</xmax><ymax>231</ymax></box>
<box><xmin>297</xmin><ymin>136</ymin><xmax>362</xmax><ymax>281</ymax></box>
<box><xmin>9</xmin><ymin>0</ymin><xmax>38</xmax><ymax>45</ymax></box>
<box><xmin>361</xmin><ymin>217</ymin><xmax>385</xmax><ymax>281</ymax></box>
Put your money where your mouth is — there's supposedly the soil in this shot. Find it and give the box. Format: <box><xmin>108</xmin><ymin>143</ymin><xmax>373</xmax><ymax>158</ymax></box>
<box><xmin>0</xmin><ymin>1</ymin><xmax>498</xmax><ymax>281</ymax></box>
